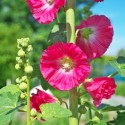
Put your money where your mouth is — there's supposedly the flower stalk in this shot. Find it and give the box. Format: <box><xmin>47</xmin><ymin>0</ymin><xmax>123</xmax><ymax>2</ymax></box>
<box><xmin>27</xmin><ymin>78</ymin><xmax>30</xmax><ymax>125</ymax></box>
<box><xmin>66</xmin><ymin>0</ymin><xmax>78</xmax><ymax>124</ymax></box>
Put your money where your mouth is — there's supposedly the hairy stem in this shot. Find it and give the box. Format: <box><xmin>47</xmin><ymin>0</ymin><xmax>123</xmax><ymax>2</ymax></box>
<box><xmin>27</xmin><ymin>78</ymin><xmax>30</xmax><ymax>125</ymax></box>
<box><xmin>66</xmin><ymin>0</ymin><xmax>78</xmax><ymax>124</ymax></box>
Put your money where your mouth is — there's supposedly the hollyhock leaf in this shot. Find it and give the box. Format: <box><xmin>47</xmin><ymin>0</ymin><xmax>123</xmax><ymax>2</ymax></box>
<box><xmin>117</xmin><ymin>56</ymin><xmax>125</xmax><ymax>64</ymax></box>
<box><xmin>101</xmin><ymin>105</ymin><xmax>125</xmax><ymax>112</ymax></box>
<box><xmin>113</xmin><ymin>111</ymin><xmax>125</xmax><ymax>125</ymax></box>
<box><xmin>96</xmin><ymin>120</ymin><xmax>107</xmax><ymax>125</ymax></box>
<box><xmin>109</xmin><ymin>60</ymin><xmax>125</xmax><ymax>77</ymax></box>
<box><xmin>48</xmin><ymin>23</ymin><xmax>67</xmax><ymax>43</ymax></box>
<box><xmin>84</xmin><ymin>102</ymin><xmax>98</xmax><ymax>111</ymax></box>
<box><xmin>0</xmin><ymin>92</ymin><xmax>19</xmax><ymax>124</ymax></box>
<box><xmin>40</xmin><ymin>103</ymin><xmax>72</xmax><ymax>120</ymax></box>
<box><xmin>0</xmin><ymin>84</ymin><xmax>20</xmax><ymax>94</ymax></box>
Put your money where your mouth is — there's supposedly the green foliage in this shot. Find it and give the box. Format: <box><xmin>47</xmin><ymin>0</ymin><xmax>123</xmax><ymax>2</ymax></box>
<box><xmin>0</xmin><ymin>92</ymin><xmax>19</xmax><ymax>124</ymax></box>
<box><xmin>100</xmin><ymin>104</ymin><xmax>125</xmax><ymax>112</ymax></box>
<box><xmin>115</xmin><ymin>83</ymin><xmax>125</xmax><ymax>96</ymax></box>
<box><xmin>39</xmin><ymin>103</ymin><xmax>72</xmax><ymax>121</ymax></box>
<box><xmin>109</xmin><ymin>56</ymin><xmax>125</xmax><ymax>77</ymax></box>
<box><xmin>0</xmin><ymin>84</ymin><xmax>20</xmax><ymax>94</ymax></box>
<box><xmin>48</xmin><ymin>23</ymin><xmax>67</xmax><ymax>43</ymax></box>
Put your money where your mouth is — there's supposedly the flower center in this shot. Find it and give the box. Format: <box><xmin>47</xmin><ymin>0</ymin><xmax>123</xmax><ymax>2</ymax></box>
<box><xmin>60</xmin><ymin>57</ymin><xmax>74</xmax><ymax>72</ymax></box>
<box><xmin>46</xmin><ymin>0</ymin><xmax>54</xmax><ymax>5</ymax></box>
<box><xmin>80</xmin><ymin>28</ymin><xmax>93</xmax><ymax>40</ymax></box>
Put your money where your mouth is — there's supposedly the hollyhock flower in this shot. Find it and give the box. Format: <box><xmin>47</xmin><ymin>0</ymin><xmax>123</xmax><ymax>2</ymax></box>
<box><xmin>84</xmin><ymin>77</ymin><xmax>116</xmax><ymax>107</ymax></box>
<box><xmin>30</xmin><ymin>89</ymin><xmax>55</xmax><ymax>113</ymax></box>
<box><xmin>94</xmin><ymin>0</ymin><xmax>104</xmax><ymax>2</ymax></box>
<box><xmin>76</xmin><ymin>15</ymin><xmax>113</xmax><ymax>60</ymax></box>
<box><xmin>40</xmin><ymin>42</ymin><xmax>90</xmax><ymax>91</ymax></box>
<box><xmin>26</xmin><ymin>0</ymin><xmax>66</xmax><ymax>24</ymax></box>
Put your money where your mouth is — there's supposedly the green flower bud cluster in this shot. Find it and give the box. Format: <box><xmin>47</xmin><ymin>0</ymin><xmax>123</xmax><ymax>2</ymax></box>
<box><xmin>16</xmin><ymin>76</ymin><xmax>28</xmax><ymax>99</ymax></box>
<box><xmin>15</xmin><ymin>38</ymin><xmax>33</xmax><ymax>100</ymax></box>
<box><xmin>15</xmin><ymin>38</ymin><xmax>33</xmax><ymax>74</ymax></box>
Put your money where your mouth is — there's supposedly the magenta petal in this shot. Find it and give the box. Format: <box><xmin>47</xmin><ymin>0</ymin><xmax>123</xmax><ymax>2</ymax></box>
<box><xmin>26</xmin><ymin>0</ymin><xmax>66</xmax><ymax>24</ymax></box>
<box><xmin>84</xmin><ymin>77</ymin><xmax>116</xmax><ymax>107</ymax></box>
<box><xmin>76</xmin><ymin>15</ymin><xmax>113</xmax><ymax>60</ymax></box>
<box><xmin>40</xmin><ymin>42</ymin><xmax>90</xmax><ymax>91</ymax></box>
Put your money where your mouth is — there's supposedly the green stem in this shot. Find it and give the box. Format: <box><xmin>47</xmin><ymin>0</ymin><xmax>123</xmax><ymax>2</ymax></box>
<box><xmin>9</xmin><ymin>120</ymin><xmax>12</xmax><ymax>125</ymax></box>
<box><xmin>27</xmin><ymin>78</ymin><xmax>30</xmax><ymax>125</ymax></box>
<box><xmin>66</xmin><ymin>0</ymin><xmax>75</xmax><ymax>43</ymax></box>
<box><xmin>89</xmin><ymin>108</ymin><xmax>92</xmax><ymax>119</ymax></box>
<box><xmin>66</xmin><ymin>0</ymin><xmax>78</xmax><ymax>124</ymax></box>
<box><xmin>108</xmin><ymin>71</ymin><xmax>118</xmax><ymax>78</ymax></box>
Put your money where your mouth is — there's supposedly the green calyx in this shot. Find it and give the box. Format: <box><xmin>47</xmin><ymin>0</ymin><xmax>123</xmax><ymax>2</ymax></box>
<box><xmin>80</xmin><ymin>28</ymin><xmax>93</xmax><ymax>40</ymax></box>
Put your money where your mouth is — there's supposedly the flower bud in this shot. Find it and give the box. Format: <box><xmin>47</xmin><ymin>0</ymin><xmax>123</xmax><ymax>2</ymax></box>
<box><xmin>18</xmin><ymin>49</ymin><xmax>25</xmax><ymax>57</ymax></box>
<box><xmin>30</xmin><ymin>108</ymin><xmax>37</xmax><ymax>117</ymax></box>
<box><xmin>16</xmin><ymin>57</ymin><xmax>21</xmax><ymax>62</ymax></box>
<box><xmin>21</xmin><ymin>76</ymin><xmax>27</xmax><ymax>81</ymax></box>
<box><xmin>20</xmin><ymin>93</ymin><xmax>26</xmax><ymax>99</ymax></box>
<box><xmin>19</xmin><ymin>82</ymin><xmax>27</xmax><ymax>90</ymax></box>
<box><xmin>27</xmin><ymin>45</ymin><xmax>33</xmax><ymax>52</ymax></box>
<box><xmin>15</xmin><ymin>64</ymin><xmax>21</xmax><ymax>70</ymax></box>
<box><xmin>25</xmin><ymin>65</ymin><xmax>33</xmax><ymax>74</ymax></box>
<box><xmin>16</xmin><ymin>78</ymin><xmax>20</xmax><ymax>84</ymax></box>
<box><xmin>20</xmin><ymin>38</ymin><xmax>29</xmax><ymax>47</ymax></box>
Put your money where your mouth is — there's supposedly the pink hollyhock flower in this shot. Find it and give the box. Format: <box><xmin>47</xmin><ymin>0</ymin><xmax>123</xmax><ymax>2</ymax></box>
<box><xmin>94</xmin><ymin>0</ymin><xmax>104</xmax><ymax>2</ymax></box>
<box><xmin>76</xmin><ymin>15</ymin><xmax>113</xmax><ymax>60</ymax></box>
<box><xmin>26</xmin><ymin>0</ymin><xmax>66</xmax><ymax>24</ymax></box>
<box><xmin>30</xmin><ymin>89</ymin><xmax>55</xmax><ymax>112</ymax></box>
<box><xmin>84</xmin><ymin>77</ymin><xmax>116</xmax><ymax>107</ymax></box>
<box><xmin>40</xmin><ymin>42</ymin><xmax>90</xmax><ymax>91</ymax></box>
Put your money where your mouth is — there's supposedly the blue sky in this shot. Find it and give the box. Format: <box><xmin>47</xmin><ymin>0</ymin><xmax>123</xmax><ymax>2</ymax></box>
<box><xmin>91</xmin><ymin>0</ymin><xmax>125</xmax><ymax>56</ymax></box>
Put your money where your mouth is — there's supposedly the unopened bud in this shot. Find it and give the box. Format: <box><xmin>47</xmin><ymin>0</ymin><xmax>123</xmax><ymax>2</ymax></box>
<box><xmin>25</xmin><ymin>65</ymin><xmax>33</xmax><ymax>74</ymax></box>
<box><xmin>20</xmin><ymin>93</ymin><xmax>26</xmax><ymax>99</ymax></box>
<box><xmin>18</xmin><ymin>49</ymin><xmax>25</xmax><ymax>57</ymax></box>
<box><xmin>21</xmin><ymin>76</ymin><xmax>27</xmax><ymax>81</ymax></box>
<box><xmin>19</xmin><ymin>82</ymin><xmax>27</xmax><ymax>90</ymax></box>
<box><xmin>20</xmin><ymin>38</ymin><xmax>29</xmax><ymax>47</ymax></box>
<box><xmin>16</xmin><ymin>78</ymin><xmax>20</xmax><ymax>84</ymax></box>
<box><xmin>27</xmin><ymin>45</ymin><xmax>33</xmax><ymax>52</ymax></box>
<box><xmin>15</xmin><ymin>64</ymin><xmax>21</xmax><ymax>70</ymax></box>
<box><xmin>31</xmin><ymin>108</ymin><xmax>37</xmax><ymax>116</ymax></box>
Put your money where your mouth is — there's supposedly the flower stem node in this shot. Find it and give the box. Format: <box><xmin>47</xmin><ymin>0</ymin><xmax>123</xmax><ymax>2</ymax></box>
<box><xmin>19</xmin><ymin>82</ymin><xmax>27</xmax><ymax>90</ymax></box>
<box><xmin>30</xmin><ymin>108</ymin><xmax>37</xmax><ymax>117</ymax></box>
<box><xmin>20</xmin><ymin>93</ymin><xmax>26</xmax><ymax>99</ymax></box>
<box><xmin>25</xmin><ymin>65</ymin><xmax>33</xmax><ymax>74</ymax></box>
<box><xmin>18</xmin><ymin>49</ymin><xmax>25</xmax><ymax>57</ymax></box>
<box><xmin>15</xmin><ymin>64</ymin><xmax>21</xmax><ymax>70</ymax></box>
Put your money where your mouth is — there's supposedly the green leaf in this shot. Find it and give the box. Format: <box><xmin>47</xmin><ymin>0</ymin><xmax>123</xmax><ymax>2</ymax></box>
<box><xmin>48</xmin><ymin>23</ymin><xmax>67</xmax><ymax>43</ymax></box>
<box><xmin>96</xmin><ymin>120</ymin><xmax>107</xmax><ymax>125</ymax></box>
<box><xmin>109</xmin><ymin>60</ymin><xmax>125</xmax><ymax>77</ymax></box>
<box><xmin>101</xmin><ymin>104</ymin><xmax>125</xmax><ymax>112</ymax></box>
<box><xmin>117</xmin><ymin>56</ymin><xmax>125</xmax><ymax>64</ymax></box>
<box><xmin>39</xmin><ymin>103</ymin><xmax>72</xmax><ymax>120</ymax></box>
<box><xmin>84</xmin><ymin>102</ymin><xmax>98</xmax><ymax>112</ymax></box>
<box><xmin>0</xmin><ymin>84</ymin><xmax>20</xmax><ymax>94</ymax></box>
<box><xmin>114</xmin><ymin>111</ymin><xmax>125</xmax><ymax>125</ymax></box>
<box><xmin>0</xmin><ymin>92</ymin><xmax>19</xmax><ymax>124</ymax></box>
